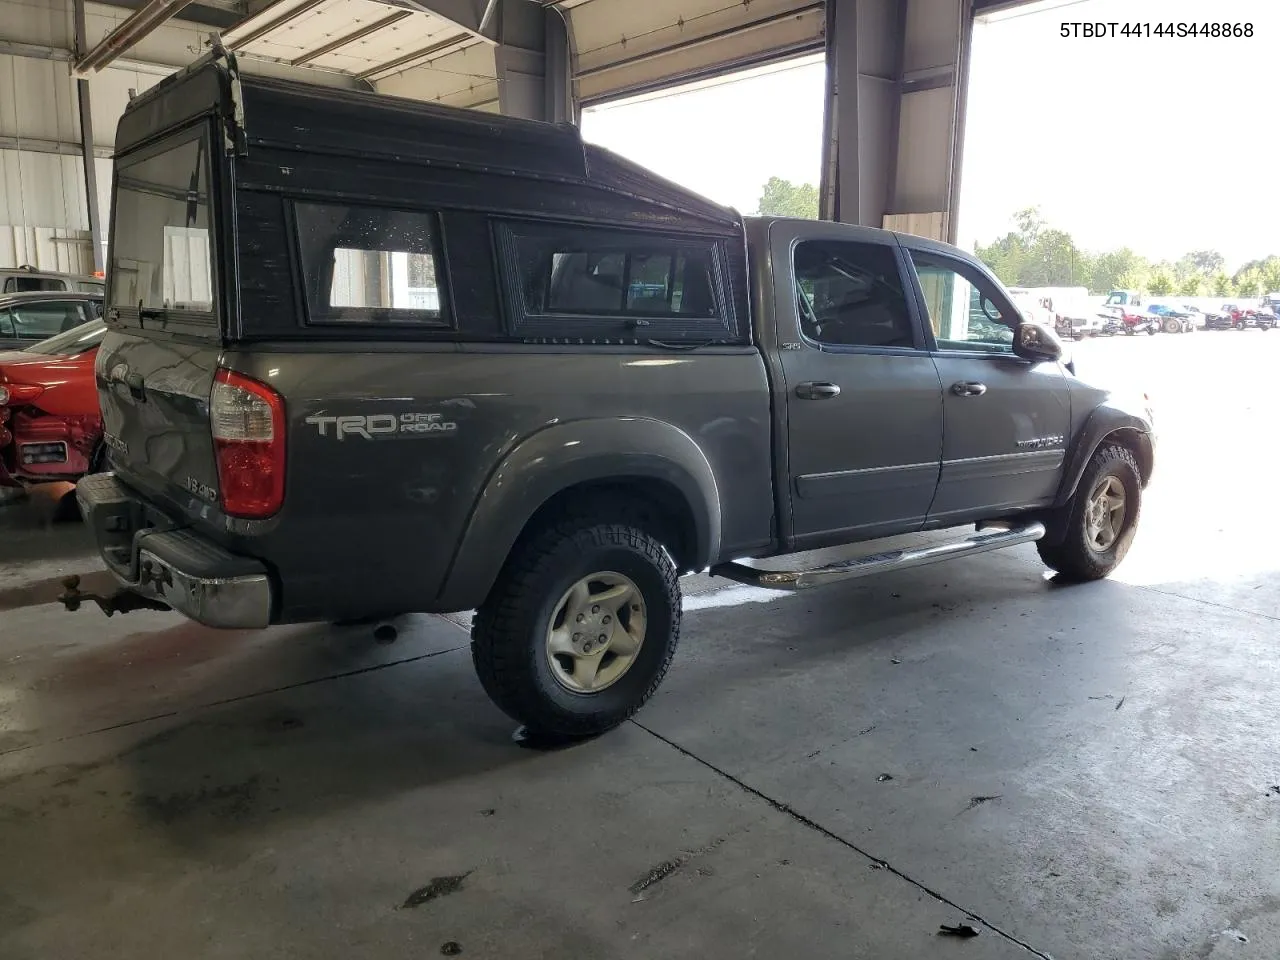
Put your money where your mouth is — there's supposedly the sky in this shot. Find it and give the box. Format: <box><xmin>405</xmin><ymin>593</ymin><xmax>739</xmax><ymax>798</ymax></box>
<box><xmin>581</xmin><ymin>0</ymin><xmax>1279</xmax><ymax>272</ymax></box>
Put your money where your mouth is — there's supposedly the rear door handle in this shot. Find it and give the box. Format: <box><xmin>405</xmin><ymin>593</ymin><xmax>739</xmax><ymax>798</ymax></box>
<box><xmin>796</xmin><ymin>381</ymin><xmax>841</xmax><ymax>400</ymax></box>
<box><xmin>951</xmin><ymin>381</ymin><xmax>987</xmax><ymax>397</ymax></box>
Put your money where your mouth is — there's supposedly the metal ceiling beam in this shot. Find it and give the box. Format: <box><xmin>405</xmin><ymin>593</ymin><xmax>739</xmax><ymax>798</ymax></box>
<box><xmin>395</xmin><ymin>0</ymin><xmax>501</xmax><ymax>41</ymax></box>
<box><xmin>0</xmin><ymin>135</ymin><xmax>114</xmax><ymax>160</ymax></box>
<box><xmin>971</xmin><ymin>0</ymin><xmax>1038</xmax><ymax>13</ymax></box>
<box><xmin>101</xmin><ymin>0</ymin><xmax>245</xmax><ymax>29</ymax></box>
<box><xmin>290</xmin><ymin>10</ymin><xmax>413</xmax><ymax>65</ymax></box>
<box><xmin>74</xmin><ymin>0</ymin><xmax>199</xmax><ymax>74</ymax></box>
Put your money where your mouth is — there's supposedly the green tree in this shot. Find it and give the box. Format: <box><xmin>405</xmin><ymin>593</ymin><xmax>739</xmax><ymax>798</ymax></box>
<box><xmin>1147</xmin><ymin>268</ymin><xmax>1174</xmax><ymax>296</ymax></box>
<box><xmin>1236</xmin><ymin>271</ymin><xmax>1262</xmax><ymax>298</ymax></box>
<box><xmin>974</xmin><ymin>208</ymin><xmax>1084</xmax><ymax>288</ymax></box>
<box><xmin>1013</xmin><ymin>207</ymin><xmax>1046</xmax><ymax>240</ymax></box>
<box><xmin>1259</xmin><ymin>259</ymin><xmax>1280</xmax><ymax>295</ymax></box>
<box><xmin>1178</xmin><ymin>274</ymin><xmax>1204</xmax><ymax>297</ymax></box>
<box><xmin>1090</xmin><ymin>248</ymin><xmax>1149</xmax><ymax>294</ymax></box>
<box><xmin>1211</xmin><ymin>272</ymin><xmax>1233</xmax><ymax>298</ymax></box>
<box><xmin>757</xmin><ymin>177</ymin><xmax>819</xmax><ymax>219</ymax></box>
<box><xmin>1175</xmin><ymin>249</ymin><xmax>1225</xmax><ymax>279</ymax></box>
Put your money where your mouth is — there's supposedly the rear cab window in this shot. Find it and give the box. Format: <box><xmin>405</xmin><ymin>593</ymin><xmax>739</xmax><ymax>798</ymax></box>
<box><xmin>109</xmin><ymin>125</ymin><xmax>218</xmax><ymax>335</ymax></box>
<box><xmin>4</xmin><ymin>277</ymin><xmax>67</xmax><ymax>292</ymax></box>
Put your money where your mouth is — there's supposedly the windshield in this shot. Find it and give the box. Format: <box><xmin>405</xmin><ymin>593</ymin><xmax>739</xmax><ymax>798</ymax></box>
<box><xmin>24</xmin><ymin>317</ymin><xmax>106</xmax><ymax>355</ymax></box>
<box><xmin>110</xmin><ymin>129</ymin><xmax>215</xmax><ymax>317</ymax></box>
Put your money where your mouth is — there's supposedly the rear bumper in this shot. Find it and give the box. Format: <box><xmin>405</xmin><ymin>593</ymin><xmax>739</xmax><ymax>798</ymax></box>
<box><xmin>77</xmin><ymin>473</ymin><xmax>273</xmax><ymax>629</ymax></box>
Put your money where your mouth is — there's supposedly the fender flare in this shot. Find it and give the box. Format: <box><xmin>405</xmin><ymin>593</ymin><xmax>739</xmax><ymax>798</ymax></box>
<box><xmin>1054</xmin><ymin>401</ymin><xmax>1154</xmax><ymax>510</ymax></box>
<box><xmin>437</xmin><ymin>418</ymin><xmax>722</xmax><ymax>610</ymax></box>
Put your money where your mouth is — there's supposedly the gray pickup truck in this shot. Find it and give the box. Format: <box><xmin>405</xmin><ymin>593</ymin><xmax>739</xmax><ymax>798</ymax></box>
<box><xmin>70</xmin><ymin>50</ymin><xmax>1154</xmax><ymax>738</ymax></box>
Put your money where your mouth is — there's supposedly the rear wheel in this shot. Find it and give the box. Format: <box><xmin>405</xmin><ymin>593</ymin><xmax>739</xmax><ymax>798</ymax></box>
<box><xmin>1037</xmin><ymin>444</ymin><xmax>1141</xmax><ymax>582</ymax></box>
<box><xmin>1163</xmin><ymin>318</ymin><xmax>1179</xmax><ymax>334</ymax></box>
<box><xmin>471</xmin><ymin>511</ymin><xmax>681</xmax><ymax>738</ymax></box>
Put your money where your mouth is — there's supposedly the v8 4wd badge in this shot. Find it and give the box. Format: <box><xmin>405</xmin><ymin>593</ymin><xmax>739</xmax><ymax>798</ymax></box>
<box><xmin>305</xmin><ymin>412</ymin><xmax>458</xmax><ymax>440</ymax></box>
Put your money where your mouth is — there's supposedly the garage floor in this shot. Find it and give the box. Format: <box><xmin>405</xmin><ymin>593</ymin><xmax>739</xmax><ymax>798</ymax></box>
<box><xmin>2</xmin><ymin>333</ymin><xmax>1278</xmax><ymax>960</ymax></box>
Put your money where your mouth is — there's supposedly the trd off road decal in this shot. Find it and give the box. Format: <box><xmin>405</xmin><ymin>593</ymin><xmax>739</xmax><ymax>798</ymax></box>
<box><xmin>305</xmin><ymin>412</ymin><xmax>458</xmax><ymax>440</ymax></box>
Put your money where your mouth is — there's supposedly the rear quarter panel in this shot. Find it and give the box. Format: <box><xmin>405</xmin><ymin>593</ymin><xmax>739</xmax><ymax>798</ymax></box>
<box><xmin>223</xmin><ymin>344</ymin><xmax>774</xmax><ymax>620</ymax></box>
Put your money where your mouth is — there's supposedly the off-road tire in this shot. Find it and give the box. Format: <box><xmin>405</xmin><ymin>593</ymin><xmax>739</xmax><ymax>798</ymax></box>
<box><xmin>1037</xmin><ymin>444</ymin><xmax>1142</xmax><ymax>582</ymax></box>
<box><xmin>1163</xmin><ymin>318</ymin><xmax>1179</xmax><ymax>334</ymax></box>
<box><xmin>471</xmin><ymin>513</ymin><xmax>681</xmax><ymax>738</ymax></box>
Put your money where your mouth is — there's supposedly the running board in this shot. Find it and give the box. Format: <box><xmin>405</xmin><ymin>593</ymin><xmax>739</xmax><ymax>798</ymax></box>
<box><xmin>711</xmin><ymin>522</ymin><xmax>1046</xmax><ymax>592</ymax></box>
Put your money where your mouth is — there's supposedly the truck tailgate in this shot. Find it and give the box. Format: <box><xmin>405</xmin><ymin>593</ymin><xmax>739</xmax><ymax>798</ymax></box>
<box><xmin>96</xmin><ymin>329</ymin><xmax>223</xmax><ymax>517</ymax></box>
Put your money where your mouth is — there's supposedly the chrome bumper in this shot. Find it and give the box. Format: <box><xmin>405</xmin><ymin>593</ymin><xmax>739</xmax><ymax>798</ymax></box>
<box><xmin>76</xmin><ymin>473</ymin><xmax>273</xmax><ymax>629</ymax></box>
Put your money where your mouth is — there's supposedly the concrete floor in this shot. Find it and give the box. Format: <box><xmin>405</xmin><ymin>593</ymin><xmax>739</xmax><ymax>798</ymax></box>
<box><xmin>2</xmin><ymin>330</ymin><xmax>1279</xmax><ymax>959</ymax></box>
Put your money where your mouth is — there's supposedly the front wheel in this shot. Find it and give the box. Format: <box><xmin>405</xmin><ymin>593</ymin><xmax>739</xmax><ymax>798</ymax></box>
<box><xmin>1163</xmin><ymin>318</ymin><xmax>1179</xmax><ymax>334</ymax></box>
<box><xmin>1146</xmin><ymin>325</ymin><xmax>1157</xmax><ymax>336</ymax></box>
<box><xmin>1037</xmin><ymin>444</ymin><xmax>1142</xmax><ymax>582</ymax></box>
<box><xmin>471</xmin><ymin>513</ymin><xmax>681</xmax><ymax>738</ymax></box>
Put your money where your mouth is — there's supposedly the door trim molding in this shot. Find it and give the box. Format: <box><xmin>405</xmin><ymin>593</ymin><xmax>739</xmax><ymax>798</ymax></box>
<box><xmin>941</xmin><ymin>449</ymin><xmax>1064</xmax><ymax>481</ymax></box>
<box><xmin>796</xmin><ymin>461</ymin><xmax>940</xmax><ymax>498</ymax></box>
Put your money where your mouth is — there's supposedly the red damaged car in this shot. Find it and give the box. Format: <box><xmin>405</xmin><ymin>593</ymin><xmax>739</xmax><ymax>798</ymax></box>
<box><xmin>0</xmin><ymin>315</ymin><xmax>107</xmax><ymax>487</ymax></box>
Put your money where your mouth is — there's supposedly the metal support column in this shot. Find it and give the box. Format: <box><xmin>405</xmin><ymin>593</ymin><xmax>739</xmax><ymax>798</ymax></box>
<box><xmin>73</xmin><ymin>0</ymin><xmax>105</xmax><ymax>273</ymax></box>
<box><xmin>821</xmin><ymin>0</ymin><xmax>973</xmax><ymax>244</ymax></box>
<box><xmin>492</xmin><ymin>0</ymin><xmax>575</xmax><ymax>123</ymax></box>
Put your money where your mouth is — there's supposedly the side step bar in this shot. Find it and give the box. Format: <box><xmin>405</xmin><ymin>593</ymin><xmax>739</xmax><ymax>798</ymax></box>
<box><xmin>711</xmin><ymin>522</ymin><xmax>1046</xmax><ymax>592</ymax></box>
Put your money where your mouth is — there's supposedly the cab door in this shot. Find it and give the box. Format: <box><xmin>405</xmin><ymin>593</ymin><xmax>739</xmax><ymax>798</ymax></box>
<box><xmin>767</xmin><ymin>221</ymin><xmax>944</xmax><ymax>548</ymax></box>
<box><xmin>901</xmin><ymin>240</ymin><xmax>1071</xmax><ymax>525</ymax></box>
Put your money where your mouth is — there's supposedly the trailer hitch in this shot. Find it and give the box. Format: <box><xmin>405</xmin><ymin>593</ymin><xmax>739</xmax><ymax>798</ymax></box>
<box><xmin>57</xmin><ymin>574</ymin><xmax>171</xmax><ymax>617</ymax></box>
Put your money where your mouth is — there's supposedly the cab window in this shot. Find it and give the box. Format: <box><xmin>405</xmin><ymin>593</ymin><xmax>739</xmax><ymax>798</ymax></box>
<box><xmin>9</xmin><ymin>301</ymin><xmax>87</xmax><ymax>340</ymax></box>
<box><xmin>910</xmin><ymin>253</ymin><xmax>1017</xmax><ymax>353</ymax></box>
<box><xmin>792</xmin><ymin>240</ymin><xmax>915</xmax><ymax>349</ymax></box>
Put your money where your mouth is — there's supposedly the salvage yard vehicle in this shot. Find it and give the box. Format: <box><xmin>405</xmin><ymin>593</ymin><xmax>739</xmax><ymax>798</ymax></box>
<box><xmin>69</xmin><ymin>50</ymin><xmax>1157</xmax><ymax>738</ymax></box>
<box><xmin>0</xmin><ymin>291</ymin><xmax>103</xmax><ymax>351</ymax></box>
<box><xmin>0</xmin><ymin>317</ymin><xmax>107</xmax><ymax>487</ymax></box>
<box><xmin>1219</xmin><ymin>304</ymin><xmax>1262</xmax><ymax>330</ymax></box>
<box><xmin>0</xmin><ymin>266</ymin><xmax>104</xmax><ymax>295</ymax></box>
<box><xmin>1145</xmin><ymin>304</ymin><xmax>1195</xmax><ymax>334</ymax></box>
<box><xmin>1102</xmin><ymin>304</ymin><xmax>1158</xmax><ymax>336</ymax></box>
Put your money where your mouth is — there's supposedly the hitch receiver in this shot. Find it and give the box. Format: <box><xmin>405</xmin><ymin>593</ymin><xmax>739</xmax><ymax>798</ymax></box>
<box><xmin>58</xmin><ymin>574</ymin><xmax>171</xmax><ymax>617</ymax></box>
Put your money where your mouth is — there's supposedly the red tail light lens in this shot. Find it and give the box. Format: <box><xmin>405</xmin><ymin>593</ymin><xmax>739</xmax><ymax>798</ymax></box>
<box><xmin>211</xmin><ymin>368</ymin><xmax>285</xmax><ymax>518</ymax></box>
<box><xmin>0</xmin><ymin>383</ymin><xmax>44</xmax><ymax>405</ymax></box>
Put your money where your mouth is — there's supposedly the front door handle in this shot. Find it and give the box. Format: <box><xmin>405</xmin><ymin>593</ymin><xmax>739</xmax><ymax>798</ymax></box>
<box><xmin>796</xmin><ymin>381</ymin><xmax>841</xmax><ymax>400</ymax></box>
<box><xmin>951</xmin><ymin>381</ymin><xmax>987</xmax><ymax>397</ymax></box>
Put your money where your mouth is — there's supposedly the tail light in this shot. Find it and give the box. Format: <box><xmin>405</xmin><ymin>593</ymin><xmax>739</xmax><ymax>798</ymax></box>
<box><xmin>211</xmin><ymin>368</ymin><xmax>285</xmax><ymax>519</ymax></box>
<box><xmin>0</xmin><ymin>383</ymin><xmax>44</xmax><ymax>406</ymax></box>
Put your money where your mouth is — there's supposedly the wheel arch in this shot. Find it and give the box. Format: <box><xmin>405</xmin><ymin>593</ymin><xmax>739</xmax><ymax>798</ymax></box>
<box><xmin>437</xmin><ymin>418</ymin><xmax>721</xmax><ymax>610</ymax></box>
<box><xmin>1055</xmin><ymin>406</ymin><xmax>1154</xmax><ymax>509</ymax></box>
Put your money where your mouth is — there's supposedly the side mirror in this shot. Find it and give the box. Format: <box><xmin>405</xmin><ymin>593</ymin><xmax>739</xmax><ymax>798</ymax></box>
<box><xmin>1013</xmin><ymin>321</ymin><xmax>1064</xmax><ymax>363</ymax></box>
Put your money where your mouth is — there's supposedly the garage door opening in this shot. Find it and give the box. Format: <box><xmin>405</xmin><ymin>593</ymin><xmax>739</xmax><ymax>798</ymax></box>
<box><xmin>581</xmin><ymin>55</ymin><xmax>826</xmax><ymax>219</ymax></box>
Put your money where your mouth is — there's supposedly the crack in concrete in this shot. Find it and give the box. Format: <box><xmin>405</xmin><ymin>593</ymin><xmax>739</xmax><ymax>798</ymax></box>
<box><xmin>632</xmin><ymin>720</ymin><xmax>1054</xmax><ymax>960</ymax></box>
<box><xmin>0</xmin><ymin>644</ymin><xmax>469</xmax><ymax>758</ymax></box>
